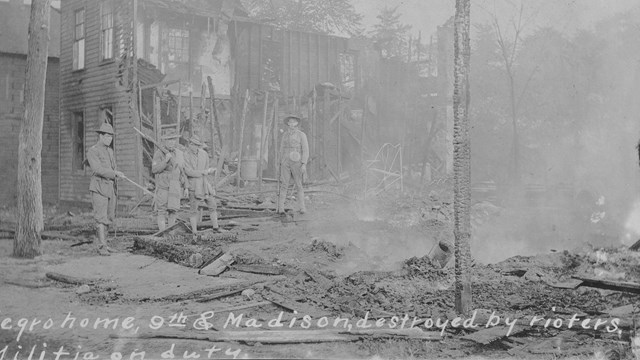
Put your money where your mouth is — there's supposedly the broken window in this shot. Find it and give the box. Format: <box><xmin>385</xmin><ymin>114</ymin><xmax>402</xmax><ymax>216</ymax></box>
<box><xmin>261</xmin><ymin>29</ymin><xmax>282</xmax><ymax>91</ymax></box>
<box><xmin>99</xmin><ymin>105</ymin><xmax>114</xmax><ymax>127</ymax></box>
<box><xmin>99</xmin><ymin>105</ymin><xmax>115</xmax><ymax>149</ymax></box>
<box><xmin>72</xmin><ymin>111</ymin><xmax>85</xmax><ymax>171</ymax></box>
<box><xmin>166</xmin><ymin>28</ymin><xmax>189</xmax><ymax>63</ymax></box>
<box><xmin>73</xmin><ymin>8</ymin><xmax>85</xmax><ymax>70</ymax></box>
<box><xmin>100</xmin><ymin>0</ymin><xmax>114</xmax><ymax>61</ymax></box>
<box><xmin>339</xmin><ymin>52</ymin><xmax>356</xmax><ymax>93</ymax></box>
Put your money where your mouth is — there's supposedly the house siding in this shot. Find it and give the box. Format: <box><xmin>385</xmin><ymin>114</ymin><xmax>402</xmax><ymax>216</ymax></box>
<box><xmin>59</xmin><ymin>0</ymin><xmax>139</xmax><ymax>203</ymax></box>
<box><xmin>0</xmin><ymin>54</ymin><xmax>59</xmax><ymax>205</ymax></box>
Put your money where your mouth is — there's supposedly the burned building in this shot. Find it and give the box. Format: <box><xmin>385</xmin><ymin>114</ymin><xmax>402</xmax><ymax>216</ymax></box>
<box><xmin>58</xmin><ymin>0</ymin><xmax>452</xmax><ymax>208</ymax></box>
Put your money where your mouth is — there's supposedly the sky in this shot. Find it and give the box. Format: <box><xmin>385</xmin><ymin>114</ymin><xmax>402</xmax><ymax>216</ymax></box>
<box><xmin>352</xmin><ymin>0</ymin><xmax>640</xmax><ymax>39</ymax></box>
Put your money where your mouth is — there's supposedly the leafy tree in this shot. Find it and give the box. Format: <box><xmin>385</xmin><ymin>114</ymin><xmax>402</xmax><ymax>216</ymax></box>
<box><xmin>242</xmin><ymin>0</ymin><xmax>363</xmax><ymax>35</ymax></box>
<box><xmin>369</xmin><ymin>6</ymin><xmax>411</xmax><ymax>59</ymax></box>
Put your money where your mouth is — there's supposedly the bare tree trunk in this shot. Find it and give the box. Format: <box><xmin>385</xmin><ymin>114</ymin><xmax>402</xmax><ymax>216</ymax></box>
<box><xmin>453</xmin><ymin>0</ymin><xmax>472</xmax><ymax>314</ymax></box>
<box><xmin>14</xmin><ymin>0</ymin><xmax>51</xmax><ymax>258</ymax></box>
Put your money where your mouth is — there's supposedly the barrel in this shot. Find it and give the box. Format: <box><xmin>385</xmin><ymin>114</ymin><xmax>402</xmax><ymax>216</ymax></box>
<box><xmin>240</xmin><ymin>158</ymin><xmax>259</xmax><ymax>180</ymax></box>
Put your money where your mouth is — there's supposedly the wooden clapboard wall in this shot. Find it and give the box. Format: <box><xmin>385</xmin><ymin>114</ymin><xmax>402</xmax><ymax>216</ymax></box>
<box><xmin>59</xmin><ymin>0</ymin><xmax>138</xmax><ymax>204</ymax></box>
<box><xmin>231</xmin><ymin>21</ymin><xmax>348</xmax><ymax>100</ymax></box>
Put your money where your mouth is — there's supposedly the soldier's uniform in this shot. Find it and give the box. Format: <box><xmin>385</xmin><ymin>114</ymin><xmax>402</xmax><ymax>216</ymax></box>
<box><xmin>278</xmin><ymin>115</ymin><xmax>309</xmax><ymax>214</ymax></box>
<box><xmin>86</xmin><ymin>123</ymin><xmax>119</xmax><ymax>255</ymax></box>
<box><xmin>151</xmin><ymin>130</ymin><xmax>184</xmax><ymax>231</ymax></box>
<box><xmin>183</xmin><ymin>135</ymin><xmax>219</xmax><ymax>232</ymax></box>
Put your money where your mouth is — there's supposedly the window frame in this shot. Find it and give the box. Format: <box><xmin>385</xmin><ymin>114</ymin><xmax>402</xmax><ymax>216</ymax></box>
<box><xmin>99</xmin><ymin>0</ymin><xmax>115</xmax><ymax>62</ymax></box>
<box><xmin>72</xmin><ymin>8</ymin><xmax>86</xmax><ymax>71</ymax></box>
<box><xmin>72</xmin><ymin>110</ymin><xmax>86</xmax><ymax>172</ymax></box>
<box><xmin>166</xmin><ymin>28</ymin><xmax>190</xmax><ymax>63</ymax></box>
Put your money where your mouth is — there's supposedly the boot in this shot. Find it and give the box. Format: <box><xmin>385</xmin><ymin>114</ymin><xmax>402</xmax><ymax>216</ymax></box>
<box><xmin>210</xmin><ymin>211</ymin><xmax>219</xmax><ymax>229</ymax></box>
<box><xmin>96</xmin><ymin>224</ymin><xmax>110</xmax><ymax>256</ymax></box>
<box><xmin>277</xmin><ymin>189</ymin><xmax>286</xmax><ymax>214</ymax></box>
<box><xmin>297</xmin><ymin>189</ymin><xmax>306</xmax><ymax>214</ymax></box>
<box><xmin>156</xmin><ymin>215</ymin><xmax>167</xmax><ymax>232</ymax></box>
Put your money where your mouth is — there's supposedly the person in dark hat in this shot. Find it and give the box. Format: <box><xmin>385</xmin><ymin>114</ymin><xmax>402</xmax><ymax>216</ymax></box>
<box><xmin>183</xmin><ymin>134</ymin><xmax>219</xmax><ymax>235</ymax></box>
<box><xmin>86</xmin><ymin>123</ymin><xmax>124</xmax><ymax>256</ymax></box>
<box><xmin>277</xmin><ymin>114</ymin><xmax>309</xmax><ymax>214</ymax></box>
<box><xmin>151</xmin><ymin>129</ymin><xmax>184</xmax><ymax>231</ymax></box>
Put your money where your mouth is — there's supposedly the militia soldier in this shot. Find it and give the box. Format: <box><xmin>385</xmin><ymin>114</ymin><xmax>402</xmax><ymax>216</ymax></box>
<box><xmin>183</xmin><ymin>135</ymin><xmax>219</xmax><ymax>234</ymax></box>
<box><xmin>277</xmin><ymin>114</ymin><xmax>309</xmax><ymax>214</ymax></box>
<box><xmin>151</xmin><ymin>129</ymin><xmax>184</xmax><ymax>231</ymax></box>
<box><xmin>86</xmin><ymin>123</ymin><xmax>124</xmax><ymax>256</ymax></box>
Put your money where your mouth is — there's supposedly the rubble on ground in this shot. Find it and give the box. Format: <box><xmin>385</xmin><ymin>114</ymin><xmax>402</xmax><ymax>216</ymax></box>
<box><xmin>3</xmin><ymin>182</ymin><xmax>639</xmax><ymax>359</ymax></box>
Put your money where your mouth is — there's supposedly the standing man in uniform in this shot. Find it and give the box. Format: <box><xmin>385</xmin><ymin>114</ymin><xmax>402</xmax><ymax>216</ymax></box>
<box><xmin>151</xmin><ymin>129</ymin><xmax>184</xmax><ymax>232</ymax></box>
<box><xmin>183</xmin><ymin>135</ymin><xmax>219</xmax><ymax>234</ymax></box>
<box><xmin>86</xmin><ymin>123</ymin><xmax>123</xmax><ymax>256</ymax></box>
<box><xmin>277</xmin><ymin>114</ymin><xmax>309</xmax><ymax>214</ymax></box>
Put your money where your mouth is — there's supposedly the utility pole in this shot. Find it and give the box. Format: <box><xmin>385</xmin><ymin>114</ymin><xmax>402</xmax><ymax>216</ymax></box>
<box><xmin>453</xmin><ymin>0</ymin><xmax>472</xmax><ymax>314</ymax></box>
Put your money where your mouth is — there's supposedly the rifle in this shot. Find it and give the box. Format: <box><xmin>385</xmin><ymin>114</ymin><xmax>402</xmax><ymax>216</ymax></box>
<box><xmin>133</xmin><ymin>127</ymin><xmax>170</xmax><ymax>155</ymax></box>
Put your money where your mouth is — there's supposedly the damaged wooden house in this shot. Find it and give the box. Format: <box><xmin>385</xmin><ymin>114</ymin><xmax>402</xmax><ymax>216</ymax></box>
<box><xmin>58</xmin><ymin>0</ymin><xmax>453</xmax><ymax>208</ymax></box>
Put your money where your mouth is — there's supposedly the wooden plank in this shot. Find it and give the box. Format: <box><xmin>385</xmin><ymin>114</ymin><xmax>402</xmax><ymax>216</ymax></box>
<box><xmin>544</xmin><ymin>278</ymin><xmax>583</xmax><ymax>289</ymax></box>
<box><xmin>46</xmin><ymin>272</ymin><xmax>95</xmax><ymax>285</ymax></box>
<box><xmin>4</xmin><ymin>280</ymin><xmax>50</xmax><ymax>289</ymax></box>
<box><xmin>258</xmin><ymin>91</ymin><xmax>269</xmax><ymax>190</ymax></box>
<box><xmin>461</xmin><ymin>325</ymin><xmax>527</xmax><ymax>345</ymax></box>
<box><xmin>232</xmin><ymin>264</ymin><xmax>284</xmax><ymax>276</ymax></box>
<box><xmin>263</xmin><ymin>288</ymin><xmax>330</xmax><ymax>318</ymax></box>
<box><xmin>572</xmin><ymin>275</ymin><xmax>640</xmax><ymax>294</ymax></box>
<box><xmin>159</xmin><ymin>277</ymin><xmax>286</xmax><ymax>302</ymax></box>
<box><xmin>195</xmin><ymin>288</ymin><xmax>245</xmax><ymax>303</ymax></box>
<box><xmin>603</xmin><ymin>304</ymin><xmax>635</xmax><ymax>317</ymax></box>
<box><xmin>199</xmin><ymin>253</ymin><xmax>235</xmax><ymax>276</ymax></box>
<box><xmin>236</xmin><ymin>89</ymin><xmax>250</xmax><ymax>189</ymax></box>
<box><xmin>111</xmin><ymin>328</ymin><xmax>440</xmax><ymax>344</ymax></box>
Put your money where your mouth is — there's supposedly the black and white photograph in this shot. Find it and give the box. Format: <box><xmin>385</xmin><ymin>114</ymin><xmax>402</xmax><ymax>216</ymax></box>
<box><xmin>1</xmin><ymin>0</ymin><xmax>640</xmax><ymax>358</ymax></box>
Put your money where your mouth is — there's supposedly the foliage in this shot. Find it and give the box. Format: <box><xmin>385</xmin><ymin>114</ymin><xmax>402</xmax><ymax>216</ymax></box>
<box><xmin>369</xmin><ymin>6</ymin><xmax>412</xmax><ymax>59</ymax></box>
<box><xmin>470</xmin><ymin>3</ymin><xmax>640</xmax><ymax>203</ymax></box>
<box><xmin>241</xmin><ymin>0</ymin><xmax>363</xmax><ymax>35</ymax></box>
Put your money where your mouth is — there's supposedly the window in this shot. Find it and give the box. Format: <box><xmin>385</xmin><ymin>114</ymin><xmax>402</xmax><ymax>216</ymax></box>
<box><xmin>100</xmin><ymin>0</ymin><xmax>114</xmax><ymax>61</ymax></box>
<box><xmin>99</xmin><ymin>105</ymin><xmax>114</xmax><ymax>126</ymax></box>
<box><xmin>339</xmin><ymin>52</ymin><xmax>356</xmax><ymax>93</ymax></box>
<box><xmin>99</xmin><ymin>105</ymin><xmax>114</xmax><ymax>149</ymax></box>
<box><xmin>72</xmin><ymin>112</ymin><xmax>85</xmax><ymax>171</ymax></box>
<box><xmin>73</xmin><ymin>8</ymin><xmax>85</xmax><ymax>70</ymax></box>
<box><xmin>167</xmin><ymin>28</ymin><xmax>189</xmax><ymax>63</ymax></box>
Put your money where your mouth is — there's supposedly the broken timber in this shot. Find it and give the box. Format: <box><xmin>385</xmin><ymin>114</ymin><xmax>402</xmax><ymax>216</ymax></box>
<box><xmin>571</xmin><ymin>275</ymin><xmax>640</xmax><ymax>294</ymax></box>
<box><xmin>158</xmin><ymin>277</ymin><xmax>286</xmax><ymax>302</ymax></box>
<box><xmin>111</xmin><ymin>328</ymin><xmax>440</xmax><ymax>344</ymax></box>
<box><xmin>46</xmin><ymin>272</ymin><xmax>94</xmax><ymax>285</ymax></box>
<box><xmin>132</xmin><ymin>236</ymin><xmax>222</xmax><ymax>269</ymax></box>
<box><xmin>199</xmin><ymin>253</ymin><xmax>234</xmax><ymax>276</ymax></box>
<box><xmin>232</xmin><ymin>264</ymin><xmax>284</xmax><ymax>276</ymax></box>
